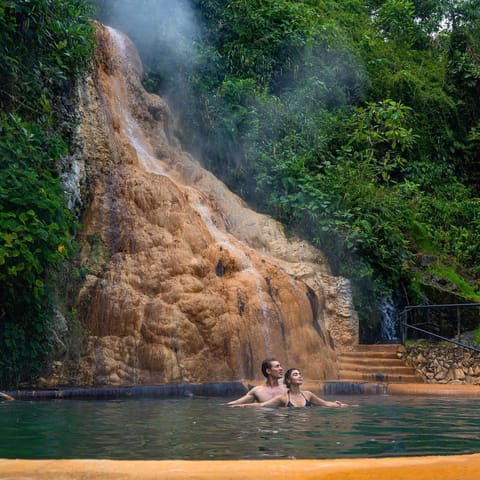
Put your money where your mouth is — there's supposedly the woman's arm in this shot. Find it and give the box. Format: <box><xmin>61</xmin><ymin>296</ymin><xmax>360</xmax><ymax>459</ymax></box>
<box><xmin>306</xmin><ymin>391</ymin><xmax>348</xmax><ymax>407</ymax></box>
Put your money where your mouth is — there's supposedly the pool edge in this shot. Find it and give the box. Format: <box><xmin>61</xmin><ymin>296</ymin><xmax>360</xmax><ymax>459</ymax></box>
<box><xmin>1</xmin><ymin>454</ymin><xmax>480</xmax><ymax>479</ymax></box>
<box><xmin>7</xmin><ymin>381</ymin><xmax>480</xmax><ymax>400</ymax></box>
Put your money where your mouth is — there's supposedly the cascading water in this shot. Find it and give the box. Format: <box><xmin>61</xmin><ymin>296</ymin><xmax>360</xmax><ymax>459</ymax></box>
<box><xmin>380</xmin><ymin>295</ymin><xmax>399</xmax><ymax>342</ymax></box>
<box><xmin>47</xmin><ymin>24</ymin><xmax>360</xmax><ymax>388</ymax></box>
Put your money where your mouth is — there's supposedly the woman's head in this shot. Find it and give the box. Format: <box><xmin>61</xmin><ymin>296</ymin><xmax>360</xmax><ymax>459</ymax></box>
<box><xmin>284</xmin><ymin>368</ymin><xmax>302</xmax><ymax>389</ymax></box>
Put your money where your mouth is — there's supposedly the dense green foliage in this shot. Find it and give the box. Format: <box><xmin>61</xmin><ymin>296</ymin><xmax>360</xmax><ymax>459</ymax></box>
<box><xmin>0</xmin><ymin>0</ymin><xmax>94</xmax><ymax>387</ymax></box>
<box><xmin>96</xmin><ymin>0</ymin><xmax>480</xmax><ymax>339</ymax></box>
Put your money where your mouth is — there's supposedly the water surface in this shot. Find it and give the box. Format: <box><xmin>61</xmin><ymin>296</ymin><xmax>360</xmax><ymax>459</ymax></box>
<box><xmin>1</xmin><ymin>395</ymin><xmax>479</xmax><ymax>459</ymax></box>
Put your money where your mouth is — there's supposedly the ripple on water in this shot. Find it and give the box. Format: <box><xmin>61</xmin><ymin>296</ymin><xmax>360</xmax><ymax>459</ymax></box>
<box><xmin>0</xmin><ymin>395</ymin><xmax>479</xmax><ymax>459</ymax></box>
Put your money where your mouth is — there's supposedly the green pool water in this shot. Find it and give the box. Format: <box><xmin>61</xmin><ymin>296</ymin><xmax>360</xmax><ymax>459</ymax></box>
<box><xmin>1</xmin><ymin>395</ymin><xmax>479</xmax><ymax>460</ymax></box>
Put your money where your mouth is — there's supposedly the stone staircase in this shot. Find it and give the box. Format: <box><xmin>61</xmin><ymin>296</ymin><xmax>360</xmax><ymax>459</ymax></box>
<box><xmin>337</xmin><ymin>344</ymin><xmax>423</xmax><ymax>383</ymax></box>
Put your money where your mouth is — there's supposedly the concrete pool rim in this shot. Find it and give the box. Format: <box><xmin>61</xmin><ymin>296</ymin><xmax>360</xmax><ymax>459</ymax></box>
<box><xmin>5</xmin><ymin>380</ymin><xmax>480</xmax><ymax>400</ymax></box>
<box><xmin>1</xmin><ymin>455</ymin><xmax>480</xmax><ymax>479</ymax></box>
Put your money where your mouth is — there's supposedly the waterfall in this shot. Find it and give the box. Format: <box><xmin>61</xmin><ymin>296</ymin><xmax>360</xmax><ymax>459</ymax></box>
<box><xmin>380</xmin><ymin>295</ymin><xmax>399</xmax><ymax>342</ymax></box>
<box><xmin>64</xmin><ymin>24</ymin><xmax>358</xmax><ymax>386</ymax></box>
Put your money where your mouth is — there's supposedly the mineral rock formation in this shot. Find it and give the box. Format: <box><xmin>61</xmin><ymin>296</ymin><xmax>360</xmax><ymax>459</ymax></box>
<box><xmin>63</xmin><ymin>25</ymin><xmax>357</xmax><ymax>386</ymax></box>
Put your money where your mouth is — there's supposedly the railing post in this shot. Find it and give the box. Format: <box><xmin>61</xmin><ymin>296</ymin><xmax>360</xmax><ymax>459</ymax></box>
<box><xmin>426</xmin><ymin>306</ymin><xmax>429</xmax><ymax>335</ymax></box>
<box><xmin>457</xmin><ymin>306</ymin><xmax>461</xmax><ymax>341</ymax></box>
<box><xmin>401</xmin><ymin>309</ymin><xmax>408</xmax><ymax>345</ymax></box>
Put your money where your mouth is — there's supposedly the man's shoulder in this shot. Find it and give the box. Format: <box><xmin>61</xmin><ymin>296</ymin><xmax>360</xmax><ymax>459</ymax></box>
<box><xmin>252</xmin><ymin>384</ymin><xmax>287</xmax><ymax>402</ymax></box>
<box><xmin>249</xmin><ymin>385</ymin><xmax>273</xmax><ymax>394</ymax></box>
<box><xmin>251</xmin><ymin>384</ymin><xmax>284</xmax><ymax>392</ymax></box>
<box><xmin>249</xmin><ymin>385</ymin><xmax>264</xmax><ymax>393</ymax></box>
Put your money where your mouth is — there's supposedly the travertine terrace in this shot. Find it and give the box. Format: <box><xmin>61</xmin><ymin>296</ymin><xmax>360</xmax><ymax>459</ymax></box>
<box><xmin>53</xmin><ymin>25</ymin><xmax>358</xmax><ymax>387</ymax></box>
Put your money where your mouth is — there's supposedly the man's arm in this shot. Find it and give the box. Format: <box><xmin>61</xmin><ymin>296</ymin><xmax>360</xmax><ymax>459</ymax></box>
<box><xmin>227</xmin><ymin>387</ymin><xmax>260</xmax><ymax>405</ymax></box>
<box><xmin>230</xmin><ymin>393</ymin><xmax>286</xmax><ymax>408</ymax></box>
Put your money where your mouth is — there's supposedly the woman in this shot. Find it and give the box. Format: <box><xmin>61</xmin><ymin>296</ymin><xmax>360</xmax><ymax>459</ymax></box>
<box><xmin>231</xmin><ymin>368</ymin><xmax>348</xmax><ymax>408</ymax></box>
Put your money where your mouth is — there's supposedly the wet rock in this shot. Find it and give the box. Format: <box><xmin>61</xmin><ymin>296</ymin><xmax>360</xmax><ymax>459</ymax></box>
<box><xmin>50</xmin><ymin>25</ymin><xmax>359</xmax><ymax>387</ymax></box>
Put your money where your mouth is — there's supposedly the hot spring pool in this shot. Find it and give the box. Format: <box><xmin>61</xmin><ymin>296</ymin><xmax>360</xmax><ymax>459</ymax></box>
<box><xmin>1</xmin><ymin>395</ymin><xmax>479</xmax><ymax>460</ymax></box>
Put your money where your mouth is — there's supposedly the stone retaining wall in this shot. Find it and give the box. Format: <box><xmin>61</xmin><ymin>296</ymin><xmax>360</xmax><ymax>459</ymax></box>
<box><xmin>400</xmin><ymin>343</ymin><xmax>480</xmax><ymax>384</ymax></box>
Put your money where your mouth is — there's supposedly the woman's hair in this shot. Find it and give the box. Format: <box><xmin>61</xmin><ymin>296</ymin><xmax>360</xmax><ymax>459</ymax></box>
<box><xmin>283</xmin><ymin>368</ymin><xmax>300</xmax><ymax>389</ymax></box>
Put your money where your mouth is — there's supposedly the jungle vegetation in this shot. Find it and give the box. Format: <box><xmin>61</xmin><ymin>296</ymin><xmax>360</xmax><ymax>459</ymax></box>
<box><xmin>1</xmin><ymin>0</ymin><xmax>480</xmax><ymax>386</ymax></box>
<box><xmin>96</xmin><ymin>0</ymin><xmax>480</xmax><ymax>338</ymax></box>
<box><xmin>0</xmin><ymin>0</ymin><xmax>94</xmax><ymax>386</ymax></box>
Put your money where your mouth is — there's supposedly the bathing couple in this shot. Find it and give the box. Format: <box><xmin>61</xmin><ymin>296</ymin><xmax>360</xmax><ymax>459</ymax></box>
<box><xmin>228</xmin><ymin>358</ymin><xmax>348</xmax><ymax>408</ymax></box>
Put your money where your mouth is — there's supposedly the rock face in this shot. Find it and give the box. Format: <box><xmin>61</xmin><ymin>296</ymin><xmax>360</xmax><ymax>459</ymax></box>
<box><xmin>63</xmin><ymin>25</ymin><xmax>358</xmax><ymax>386</ymax></box>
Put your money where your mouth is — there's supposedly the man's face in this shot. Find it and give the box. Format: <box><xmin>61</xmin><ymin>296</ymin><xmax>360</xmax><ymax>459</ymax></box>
<box><xmin>267</xmin><ymin>361</ymin><xmax>283</xmax><ymax>378</ymax></box>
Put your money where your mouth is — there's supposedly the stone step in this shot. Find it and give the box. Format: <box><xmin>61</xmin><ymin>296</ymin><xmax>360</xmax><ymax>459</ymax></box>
<box><xmin>338</xmin><ymin>363</ymin><xmax>416</xmax><ymax>374</ymax></box>
<box><xmin>335</xmin><ymin>344</ymin><xmax>423</xmax><ymax>384</ymax></box>
<box><xmin>338</xmin><ymin>358</ymin><xmax>404</xmax><ymax>367</ymax></box>
<box><xmin>355</xmin><ymin>343</ymin><xmax>401</xmax><ymax>351</ymax></box>
<box><xmin>339</xmin><ymin>351</ymin><xmax>402</xmax><ymax>360</ymax></box>
<box><xmin>338</xmin><ymin>370</ymin><xmax>422</xmax><ymax>383</ymax></box>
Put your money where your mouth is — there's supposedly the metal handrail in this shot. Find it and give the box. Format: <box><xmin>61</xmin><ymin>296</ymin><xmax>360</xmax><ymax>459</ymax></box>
<box><xmin>402</xmin><ymin>322</ymin><xmax>480</xmax><ymax>353</ymax></box>
<box><xmin>403</xmin><ymin>303</ymin><xmax>480</xmax><ymax>310</ymax></box>
<box><xmin>399</xmin><ymin>303</ymin><xmax>480</xmax><ymax>354</ymax></box>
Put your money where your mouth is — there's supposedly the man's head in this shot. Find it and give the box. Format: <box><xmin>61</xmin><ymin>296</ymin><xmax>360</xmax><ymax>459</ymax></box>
<box><xmin>261</xmin><ymin>358</ymin><xmax>283</xmax><ymax>379</ymax></box>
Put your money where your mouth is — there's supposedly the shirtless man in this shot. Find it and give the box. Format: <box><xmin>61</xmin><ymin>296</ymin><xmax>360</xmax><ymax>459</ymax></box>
<box><xmin>227</xmin><ymin>358</ymin><xmax>287</xmax><ymax>405</ymax></box>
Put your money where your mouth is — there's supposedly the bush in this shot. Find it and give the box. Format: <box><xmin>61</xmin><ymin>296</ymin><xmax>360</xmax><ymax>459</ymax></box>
<box><xmin>0</xmin><ymin>0</ymin><xmax>94</xmax><ymax>388</ymax></box>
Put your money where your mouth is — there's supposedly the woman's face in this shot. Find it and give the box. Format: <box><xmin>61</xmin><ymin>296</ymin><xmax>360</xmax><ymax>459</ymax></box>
<box><xmin>288</xmin><ymin>369</ymin><xmax>303</xmax><ymax>385</ymax></box>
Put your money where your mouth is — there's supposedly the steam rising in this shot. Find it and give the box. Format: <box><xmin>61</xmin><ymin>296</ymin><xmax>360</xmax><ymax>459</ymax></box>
<box><xmin>97</xmin><ymin>0</ymin><xmax>201</xmax><ymax>79</ymax></box>
<box><xmin>94</xmin><ymin>1</ymin><xmax>374</xmax><ymax>336</ymax></box>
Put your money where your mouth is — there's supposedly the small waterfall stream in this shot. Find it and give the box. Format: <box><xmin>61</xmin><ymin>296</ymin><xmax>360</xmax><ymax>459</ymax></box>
<box><xmin>380</xmin><ymin>295</ymin><xmax>399</xmax><ymax>342</ymax></box>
